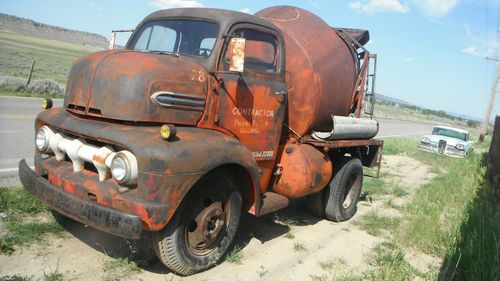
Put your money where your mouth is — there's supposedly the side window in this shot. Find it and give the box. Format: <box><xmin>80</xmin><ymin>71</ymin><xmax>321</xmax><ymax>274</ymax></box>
<box><xmin>224</xmin><ymin>28</ymin><xmax>279</xmax><ymax>73</ymax></box>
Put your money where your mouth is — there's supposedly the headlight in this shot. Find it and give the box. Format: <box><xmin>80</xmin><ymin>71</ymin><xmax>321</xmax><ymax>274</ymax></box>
<box><xmin>456</xmin><ymin>143</ymin><xmax>465</xmax><ymax>150</ymax></box>
<box><xmin>111</xmin><ymin>156</ymin><xmax>128</xmax><ymax>182</ymax></box>
<box><xmin>421</xmin><ymin>137</ymin><xmax>430</xmax><ymax>144</ymax></box>
<box><xmin>110</xmin><ymin>151</ymin><xmax>138</xmax><ymax>185</ymax></box>
<box><xmin>36</xmin><ymin>126</ymin><xmax>54</xmax><ymax>152</ymax></box>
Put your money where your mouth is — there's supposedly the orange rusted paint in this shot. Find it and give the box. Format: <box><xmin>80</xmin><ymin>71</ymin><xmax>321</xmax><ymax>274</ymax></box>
<box><xmin>256</xmin><ymin>6</ymin><xmax>360</xmax><ymax>136</ymax></box>
<box><xmin>273</xmin><ymin>143</ymin><xmax>332</xmax><ymax>198</ymax></box>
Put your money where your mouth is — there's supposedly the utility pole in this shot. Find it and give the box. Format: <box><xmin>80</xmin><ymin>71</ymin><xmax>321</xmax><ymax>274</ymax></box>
<box><xmin>480</xmin><ymin>57</ymin><xmax>500</xmax><ymax>142</ymax></box>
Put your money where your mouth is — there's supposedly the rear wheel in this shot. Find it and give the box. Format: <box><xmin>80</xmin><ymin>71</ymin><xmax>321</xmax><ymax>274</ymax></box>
<box><xmin>153</xmin><ymin>171</ymin><xmax>242</xmax><ymax>275</ymax></box>
<box><xmin>324</xmin><ymin>157</ymin><xmax>363</xmax><ymax>222</ymax></box>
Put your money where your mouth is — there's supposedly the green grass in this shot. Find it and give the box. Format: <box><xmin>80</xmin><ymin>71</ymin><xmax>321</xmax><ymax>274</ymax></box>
<box><xmin>0</xmin><ymin>188</ymin><xmax>47</xmax><ymax>217</ymax></box>
<box><xmin>293</xmin><ymin>241</ymin><xmax>307</xmax><ymax>252</ymax></box>
<box><xmin>439</xmin><ymin>167</ymin><xmax>500</xmax><ymax>280</ymax></box>
<box><xmin>0</xmin><ymin>187</ymin><xmax>66</xmax><ymax>255</ymax></box>
<box><xmin>257</xmin><ymin>265</ymin><xmax>269</xmax><ymax>277</ymax></box>
<box><xmin>0</xmin><ymin>30</ymin><xmax>98</xmax><ymax>83</ymax></box>
<box><xmin>319</xmin><ymin>259</ymin><xmax>336</xmax><ymax>271</ymax></box>
<box><xmin>363</xmin><ymin>177</ymin><xmax>386</xmax><ymax>196</ymax></box>
<box><xmin>273</xmin><ymin>213</ymin><xmax>298</xmax><ymax>226</ymax></box>
<box><xmin>356</xmin><ymin>212</ymin><xmax>401</xmax><ymax>237</ymax></box>
<box><xmin>102</xmin><ymin>258</ymin><xmax>141</xmax><ymax>281</ymax></box>
<box><xmin>366</xmin><ymin>242</ymin><xmax>416</xmax><ymax>281</ymax></box>
<box><xmin>382</xmin><ymin>137</ymin><xmax>420</xmax><ymax>156</ymax></box>
<box><xmin>42</xmin><ymin>270</ymin><xmax>65</xmax><ymax>281</ymax></box>
<box><xmin>397</xmin><ymin>153</ymin><xmax>485</xmax><ymax>256</ymax></box>
<box><xmin>225</xmin><ymin>246</ymin><xmax>244</xmax><ymax>264</ymax></box>
<box><xmin>384</xmin><ymin>199</ymin><xmax>402</xmax><ymax>210</ymax></box>
<box><xmin>283</xmin><ymin>231</ymin><xmax>295</xmax><ymax>239</ymax></box>
<box><xmin>392</xmin><ymin>185</ymin><xmax>409</xmax><ymax>197</ymax></box>
<box><xmin>0</xmin><ymin>276</ymin><xmax>32</xmax><ymax>281</ymax></box>
<box><xmin>359</xmin><ymin>137</ymin><xmax>499</xmax><ymax>280</ymax></box>
<box><xmin>0</xmin><ymin>219</ymin><xmax>65</xmax><ymax>255</ymax></box>
<box><xmin>0</xmin><ymin>90</ymin><xmax>61</xmax><ymax>99</ymax></box>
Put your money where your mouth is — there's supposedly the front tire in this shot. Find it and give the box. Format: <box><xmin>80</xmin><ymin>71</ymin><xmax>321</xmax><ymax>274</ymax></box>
<box><xmin>153</xmin><ymin>171</ymin><xmax>242</xmax><ymax>275</ymax></box>
<box><xmin>324</xmin><ymin>157</ymin><xmax>363</xmax><ymax>222</ymax></box>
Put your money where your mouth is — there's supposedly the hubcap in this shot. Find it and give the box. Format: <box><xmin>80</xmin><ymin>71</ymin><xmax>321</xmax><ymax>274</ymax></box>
<box><xmin>186</xmin><ymin>199</ymin><xmax>226</xmax><ymax>255</ymax></box>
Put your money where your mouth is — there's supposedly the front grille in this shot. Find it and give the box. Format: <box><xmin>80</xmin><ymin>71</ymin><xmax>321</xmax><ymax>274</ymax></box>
<box><xmin>67</xmin><ymin>103</ymin><xmax>86</xmax><ymax>112</ymax></box>
<box><xmin>438</xmin><ymin>140</ymin><xmax>446</xmax><ymax>154</ymax></box>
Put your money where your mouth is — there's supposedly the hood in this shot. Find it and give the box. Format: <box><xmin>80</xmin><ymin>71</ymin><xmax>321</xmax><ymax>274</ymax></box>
<box><xmin>422</xmin><ymin>134</ymin><xmax>465</xmax><ymax>146</ymax></box>
<box><xmin>64</xmin><ymin>50</ymin><xmax>208</xmax><ymax>125</ymax></box>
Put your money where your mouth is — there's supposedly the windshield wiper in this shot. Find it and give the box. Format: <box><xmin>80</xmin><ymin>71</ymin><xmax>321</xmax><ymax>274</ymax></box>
<box><xmin>147</xmin><ymin>50</ymin><xmax>180</xmax><ymax>57</ymax></box>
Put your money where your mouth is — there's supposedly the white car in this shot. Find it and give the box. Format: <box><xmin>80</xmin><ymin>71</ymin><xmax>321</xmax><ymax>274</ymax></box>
<box><xmin>419</xmin><ymin>126</ymin><xmax>474</xmax><ymax>158</ymax></box>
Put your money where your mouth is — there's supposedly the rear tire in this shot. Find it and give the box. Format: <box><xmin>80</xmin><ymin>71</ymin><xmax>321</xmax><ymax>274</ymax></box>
<box><xmin>324</xmin><ymin>157</ymin><xmax>363</xmax><ymax>222</ymax></box>
<box><xmin>153</xmin><ymin>171</ymin><xmax>242</xmax><ymax>275</ymax></box>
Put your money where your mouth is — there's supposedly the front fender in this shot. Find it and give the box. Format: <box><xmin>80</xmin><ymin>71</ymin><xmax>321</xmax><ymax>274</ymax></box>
<box><xmin>36</xmin><ymin>108</ymin><xmax>261</xmax><ymax>228</ymax></box>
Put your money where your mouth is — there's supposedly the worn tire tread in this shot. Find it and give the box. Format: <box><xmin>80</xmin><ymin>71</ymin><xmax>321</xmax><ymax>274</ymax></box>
<box><xmin>324</xmin><ymin>157</ymin><xmax>363</xmax><ymax>222</ymax></box>
<box><xmin>153</xmin><ymin>170</ymin><xmax>241</xmax><ymax>275</ymax></box>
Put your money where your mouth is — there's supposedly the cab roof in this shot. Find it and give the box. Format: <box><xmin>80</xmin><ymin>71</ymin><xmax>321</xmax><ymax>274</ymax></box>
<box><xmin>142</xmin><ymin>8</ymin><xmax>281</xmax><ymax>34</ymax></box>
<box><xmin>434</xmin><ymin>125</ymin><xmax>469</xmax><ymax>134</ymax></box>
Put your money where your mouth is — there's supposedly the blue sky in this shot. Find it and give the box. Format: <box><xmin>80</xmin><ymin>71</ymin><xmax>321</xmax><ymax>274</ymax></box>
<box><xmin>1</xmin><ymin>0</ymin><xmax>499</xmax><ymax>120</ymax></box>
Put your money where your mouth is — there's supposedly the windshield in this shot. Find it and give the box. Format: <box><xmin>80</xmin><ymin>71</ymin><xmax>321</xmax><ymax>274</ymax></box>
<box><xmin>432</xmin><ymin>127</ymin><xmax>468</xmax><ymax>141</ymax></box>
<box><xmin>128</xmin><ymin>20</ymin><xmax>219</xmax><ymax>58</ymax></box>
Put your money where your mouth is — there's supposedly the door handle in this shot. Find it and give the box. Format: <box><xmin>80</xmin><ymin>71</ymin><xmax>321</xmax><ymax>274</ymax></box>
<box><xmin>274</xmin><ymin>90</ymin><xmax>287</xmax><ymax>95</ymax></box>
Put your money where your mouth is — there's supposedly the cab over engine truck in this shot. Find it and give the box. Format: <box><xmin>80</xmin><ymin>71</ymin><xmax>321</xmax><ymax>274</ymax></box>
<box><xmin>19</xmin><ymin>6</ymin><xmax>382</xmax><ymax>275</ymax></box>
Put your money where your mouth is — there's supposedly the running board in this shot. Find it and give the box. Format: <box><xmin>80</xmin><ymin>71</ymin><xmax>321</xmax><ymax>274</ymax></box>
<box><xmin>260</xmin><ymin>192</ymin><xmax>289</xmax><ymax>216</ymax></box>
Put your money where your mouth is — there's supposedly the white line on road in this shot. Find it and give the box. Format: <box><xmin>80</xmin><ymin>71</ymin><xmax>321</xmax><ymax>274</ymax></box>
<box><xmin>0</xmin><ymin>96</ymin><xmax>63</xmax><ymax>101</ymax></box>
<box><xmin>0</xmin><ymin>130</ymin><xmax>32</xmax><ymax>134</ymax></box>
<box><xmin>379</xmin><ymin>132</ymin><xmax>428</xmax><ymax>138</ymax></box>
<box><xmin>0</xmin><ymin>114</ymin><xmax>36</xmax><ymax>119</ymax></box>
<box><xmin>0</xmin><ymin>166</ymin><xmax>34</xmax><ymax>174</ymax></box>
<box><xmin>0</xmin><ymin>167</ymin><xmax>20</xmax><ymax>173</ymax></box>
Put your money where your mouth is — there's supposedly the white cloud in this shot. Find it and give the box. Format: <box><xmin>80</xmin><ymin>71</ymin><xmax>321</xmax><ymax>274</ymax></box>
<box><xmin>462</xmin><ymin>46</ymin><xmax>482</xmax><ymax>57</ymax></box>
<box><xmin>349</xmin><ymin>0</ymin><xmax>410</xmax><ymax>14</ymax></box>
<box><xmin>150</xmin><ymin>0</ymin><xmax>203</xmax><ymax>9</ymax></box>
<box><xmin>413</xmin><ymin>0</ymin><xmax>458</xmax><ymax>18</ymax></box>
<box><xmin>404</xmin><ymin>57</ymin><xmax>414</xmax><ymax>62</ymax></box>
<box><xmin>90</xmin><ymin>2</ymin><xmax>103</xmax><ymax>11</ymax></box>
<box><xmin>239</xmin><ymin>8</ymin><xmax>251</xmax><ymax>14</ymax></box>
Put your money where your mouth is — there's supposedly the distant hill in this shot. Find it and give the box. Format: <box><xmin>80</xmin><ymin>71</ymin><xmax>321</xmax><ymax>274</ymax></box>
<box><xmin>375</xmin><ymin>93</ymin><xmax>483</xmax><ymax>124</ymax></box>
<box><xmin>0</xmin><ymin>13</ymin><xmax>108</xmax><ymax>49</ymax></box>
<box><xmin>376</xmin><ymin>94</ymin><xmax>412</xmax><ymax>106</ymax></box>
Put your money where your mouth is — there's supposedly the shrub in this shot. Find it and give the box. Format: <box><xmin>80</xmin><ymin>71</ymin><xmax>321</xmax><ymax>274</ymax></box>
<box><xmin>0</xmin><ymin>75</ymin><xmax>65</xmax><ymax>97</ymax></box>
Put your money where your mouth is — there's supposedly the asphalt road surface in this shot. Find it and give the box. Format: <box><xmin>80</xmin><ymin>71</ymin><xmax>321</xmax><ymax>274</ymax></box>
<box><xmin>0</xmin><ymin>96</ymin><xmax>437</xmax><ymax>182</ymax></box>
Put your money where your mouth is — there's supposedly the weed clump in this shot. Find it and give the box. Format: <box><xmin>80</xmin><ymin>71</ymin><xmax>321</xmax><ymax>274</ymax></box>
<box><xmin>0</xmin><ymin>75</ymin><xmax>65</xmax><ymax>97</ymax></box>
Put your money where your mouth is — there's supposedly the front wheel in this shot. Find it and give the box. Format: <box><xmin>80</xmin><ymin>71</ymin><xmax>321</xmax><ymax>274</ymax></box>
<box><xmin>324</xmin><ymin>157</ymin><xmax>363</xmax><ymax>222</ymax></box>
<box><xmin>153</xmin><ymin>171</ymin><xmax>242</xmax><ymax>275</ymax></box>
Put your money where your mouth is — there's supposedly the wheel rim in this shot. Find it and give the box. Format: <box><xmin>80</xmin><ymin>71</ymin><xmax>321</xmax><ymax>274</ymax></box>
<box><xmin>342</xmin><ymin>173</ymin><xmax>361</xmax><ymax>209</ymax></box>
<box><xmin>185</xmin><ymin>194</ymin><xmax>228</xmax><ymax>256</ymax></box>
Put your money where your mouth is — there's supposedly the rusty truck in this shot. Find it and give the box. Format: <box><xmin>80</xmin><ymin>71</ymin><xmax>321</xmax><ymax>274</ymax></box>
<box><xmin>19</xmin><ymin>6</ymin><xmax>382</xmax><ymax>275</ymax></box>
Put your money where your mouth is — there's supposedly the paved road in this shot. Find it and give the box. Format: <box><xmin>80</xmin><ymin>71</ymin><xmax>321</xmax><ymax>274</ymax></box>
<box><xmin>0</xmin><ymin>96</ymin><xmax>63</xmax><ymax>178</ymax></box>
<box><xmin>0</xmin><ymin>96</ymin><xmax>437</xmax><ymax>181</ymax></box>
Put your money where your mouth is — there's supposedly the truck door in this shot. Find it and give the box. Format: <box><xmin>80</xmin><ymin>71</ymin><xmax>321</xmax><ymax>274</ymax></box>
<box><xmin>216</xmin><ymin>25</ymin><xmax>286</xmax><ymax>191</ymax></box>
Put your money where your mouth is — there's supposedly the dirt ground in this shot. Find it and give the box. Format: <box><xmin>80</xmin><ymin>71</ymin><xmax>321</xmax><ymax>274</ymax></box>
<box><xmin>0</xmin><ymin>155</ymin><xmax>441</xmax><ymax>280</ymax></box>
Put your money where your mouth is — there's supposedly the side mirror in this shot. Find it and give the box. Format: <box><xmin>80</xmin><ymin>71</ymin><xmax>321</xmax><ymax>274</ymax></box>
<box><xmin>228</xmin><ymin>38</ymin><xmax>246</xmax><ymax>72</ymax></box>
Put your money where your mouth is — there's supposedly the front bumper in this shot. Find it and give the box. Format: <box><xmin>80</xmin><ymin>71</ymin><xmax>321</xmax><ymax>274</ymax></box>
<box><xmin>19</xmin><ymin>159</ymin><xmax>142</xmax><ymax>239</ymax></box>
<box><xmin>418</xmin><ymin>144</ymin><xmax>466</xmax><ymax>158</ymax></box>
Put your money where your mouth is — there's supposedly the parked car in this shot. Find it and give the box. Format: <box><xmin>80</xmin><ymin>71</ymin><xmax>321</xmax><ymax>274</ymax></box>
<box><xmin>419</xmin><ymin>126</ymin><xmax>473</xmax><ymax>157</ymax></box>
